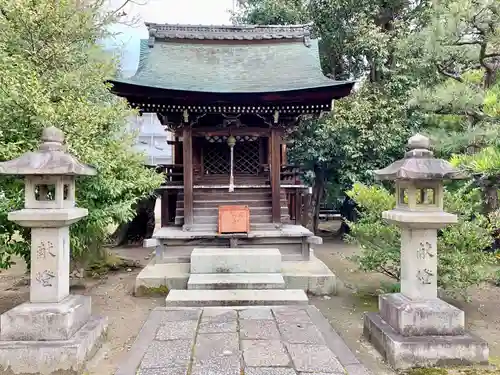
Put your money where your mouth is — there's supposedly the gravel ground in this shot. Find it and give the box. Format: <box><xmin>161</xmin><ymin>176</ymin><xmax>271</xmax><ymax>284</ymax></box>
<box><xmin>1</xmin><ymin>239</ymin><xmax>499</xmax><ymax>375</ymax></box>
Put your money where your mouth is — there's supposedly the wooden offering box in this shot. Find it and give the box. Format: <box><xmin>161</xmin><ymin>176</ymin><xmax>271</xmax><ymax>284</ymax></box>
<box><xmin>218</xmin><ymin>205</ymin><xmax>250</xmax><ymax>234</ymax></box>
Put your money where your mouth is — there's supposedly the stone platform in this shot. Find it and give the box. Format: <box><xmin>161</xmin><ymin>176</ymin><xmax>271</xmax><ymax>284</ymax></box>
<box><xmin>115</xmin><ymin>305</ymin><xmax>372</xmax><ymax>375</ymax></box>
<box><xmin>135</xmin><ymin>254</ymin><xmax>336</xmax><ymax>296</ymax></box>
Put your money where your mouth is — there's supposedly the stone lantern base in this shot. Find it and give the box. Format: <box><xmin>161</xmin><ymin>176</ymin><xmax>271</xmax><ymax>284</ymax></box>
<box><xmin>363</xmin><ymin>293</ymin><xmax>488</xmax><ymax>370</ymax></box>
<box><xmin>0</xmin><ymin>295</ymin><xmax>107</xmax><ymax>375</ymax></box>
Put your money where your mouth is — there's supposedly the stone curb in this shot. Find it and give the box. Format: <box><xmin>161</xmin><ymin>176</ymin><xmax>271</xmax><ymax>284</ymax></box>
<box><xmin>306</xmin><ymin>305</ymin><xmax>374</xmax><ymax>375</ymax></box>
<box><xmin>114</xmin><ymin>309</ymin><xmax>165</xmax><ymax>375</ymax></box>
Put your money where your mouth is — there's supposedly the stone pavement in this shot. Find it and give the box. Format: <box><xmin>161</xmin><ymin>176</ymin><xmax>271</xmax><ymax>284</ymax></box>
<box><xmin>115</xmin><ymin>305</ymin><xmax>372</xmax><ymax>375</ymax></box>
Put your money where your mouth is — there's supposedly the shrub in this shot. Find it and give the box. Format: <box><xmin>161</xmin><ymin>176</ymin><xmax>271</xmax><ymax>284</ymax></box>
<box><xmin>0</xmin><ymin>0</ymin><xmax>164</xmax><ymax>268</ymax></box>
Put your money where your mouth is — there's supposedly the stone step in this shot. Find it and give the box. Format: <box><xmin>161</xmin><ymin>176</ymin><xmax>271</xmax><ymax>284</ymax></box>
<box><xmin>187</xmin><ymin>273</ymin><xmax>286</xmax><ymax>290</ymax></box>
<box><xmin>191</xmin><ymin>247</ymin><xmax>281</xmax><ymax>274</ymax></box>
<box><xmin>191</xmin><ymin>199</ymin><xmax>273</xmax><ymax>208</ymax></box>
<box><xmin>176</xmin><ymin>207</ymin><xmax>289</xmax><ymax>217</ymax></box>
<box><xmin>174</xmin><ymin>223</ymin><xmax>282</xmax><ymax>232</ymax></box>
<box><xmin>192</xmin><ymin>214</ymin><xmax>273</xmax><ymax>225</ymax></box>
<box><xmin>165</xmin><ymin>289</ymin><xmax>309</xmax><ymax>307</ymax></box>
<box><xmin>178</xmin><ymin>189</ymin><xmax>286</xmax><ymax>201</ymax></box>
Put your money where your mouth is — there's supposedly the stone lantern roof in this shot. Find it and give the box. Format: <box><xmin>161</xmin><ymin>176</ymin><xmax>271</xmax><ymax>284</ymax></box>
<box><xmin>0</xmin><ymin>127</ymin><xmax>96</xmax><ymax>176</ymax></box>
<box><xmin>374</xmin><ymin>134</ymin><xmax>464</xmax><ymax>181</ymax></box>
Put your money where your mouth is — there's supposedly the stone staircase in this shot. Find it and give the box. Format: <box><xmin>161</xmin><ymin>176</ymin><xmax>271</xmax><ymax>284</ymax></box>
<box><xmin>174</xmin><ymin>187</ymin><xmax>290</xmax><ymax>228</ymax></box>
<box><xmin>165</xmin><ymin>247</ymin><xmax>309</xmax><ymax>306</ymax></box>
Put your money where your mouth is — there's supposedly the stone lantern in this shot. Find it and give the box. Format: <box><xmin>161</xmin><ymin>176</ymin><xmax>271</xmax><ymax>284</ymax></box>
<box><xmin>0</xmin><ymin>127</ymin><xmax>107</xmax><ymax>375</ymax></box>
<box><xmin>363</xmin><ymin>134</ymin><xmax>488</xmax><ymax>369</ymax></box>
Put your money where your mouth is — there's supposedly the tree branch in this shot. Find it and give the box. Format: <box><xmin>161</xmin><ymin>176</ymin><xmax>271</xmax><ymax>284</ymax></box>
<box><xmin>436</xmin><ymin>64</ymin><xmax>464</xmax><ymax>82</ymax></box>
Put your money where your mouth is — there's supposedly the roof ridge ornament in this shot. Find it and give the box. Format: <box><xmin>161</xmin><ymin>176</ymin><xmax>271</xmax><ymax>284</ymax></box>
<box><xmin>148</xmin><ymin>27</ymin><xmax>156</xmax><ymax>48</ymax></box>
<box><xmin>144</xmin><ymin>22</ymin><xmax>314</xmax><ymax>41</ymax></box>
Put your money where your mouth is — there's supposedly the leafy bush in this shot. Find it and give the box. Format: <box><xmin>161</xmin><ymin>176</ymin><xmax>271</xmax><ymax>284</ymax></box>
<box><xmin>0</xmin><ymin>0</ymin><xmax>164</xmax><ymax>268</ymax></box>
<box><xmin>346</xmin><ymin>182</ymin><xmax>497</xmax><ymax>297</ymax></box>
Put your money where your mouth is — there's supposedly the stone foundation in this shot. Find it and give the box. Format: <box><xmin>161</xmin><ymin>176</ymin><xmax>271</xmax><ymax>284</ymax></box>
<box><xmin>364</xmin><ymin>312</ymin><xmax>488</xmax><ymax>370</ymax></box>
<box><xmin>0</xmin><ymin>315</ymin><xmax>107</xmax><ymax>375</ymax></box>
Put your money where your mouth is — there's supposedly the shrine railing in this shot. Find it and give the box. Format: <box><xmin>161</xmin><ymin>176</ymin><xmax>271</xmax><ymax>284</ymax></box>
<box><xmin>156</xmin><ymin>164</ymin><xmax>183</xmax><ymax>186</ymax></box>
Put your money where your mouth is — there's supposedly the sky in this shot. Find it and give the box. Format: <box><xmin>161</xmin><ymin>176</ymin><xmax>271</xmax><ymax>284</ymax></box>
<box><xmin>103</xmin><ymin>0</ymin><xmax>236</xmax><ymax>76</ymax></box>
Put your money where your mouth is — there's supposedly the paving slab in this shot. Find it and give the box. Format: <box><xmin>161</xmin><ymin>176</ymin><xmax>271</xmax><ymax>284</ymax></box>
<box><xmin>115</xmin><ymin>306</ymin><xmax>372</xmax><ymax>375</ymax></box>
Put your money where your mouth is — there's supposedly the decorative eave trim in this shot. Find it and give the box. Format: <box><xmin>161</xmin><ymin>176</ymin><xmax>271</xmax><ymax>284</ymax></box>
<box><xmin>131</xmin><ymin>102</ymin><xmax>331</xmax><ymax>114</ymax></box>
<box><xmin>145</xmin><ymin>22</ymin><xmax>314</xmax><ymax>46</ymax></box>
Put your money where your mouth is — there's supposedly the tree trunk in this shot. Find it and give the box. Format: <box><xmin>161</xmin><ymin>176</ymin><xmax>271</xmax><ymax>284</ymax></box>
<box><xmin>483</xmin><ymin>184</ymin><xmax>499</xmax><ymax>214</ymax></box>
<box><xmin>311</xmin><ymin>165</ymin><xmax>325</xmax><ymax>234</ymax></box>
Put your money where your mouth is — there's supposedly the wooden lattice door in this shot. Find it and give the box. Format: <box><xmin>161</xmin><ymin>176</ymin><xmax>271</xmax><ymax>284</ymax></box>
<box><xmin>202</xmin><ymin>136</ymin><xmax>261</xmax><ymax>175</ymax></box>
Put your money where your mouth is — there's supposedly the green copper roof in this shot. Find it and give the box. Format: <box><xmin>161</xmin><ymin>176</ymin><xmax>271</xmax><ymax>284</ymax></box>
<box><xmin>114</xmin><ymin>24</ymin><xmax>348</xmax><ymax>94</ymax></box>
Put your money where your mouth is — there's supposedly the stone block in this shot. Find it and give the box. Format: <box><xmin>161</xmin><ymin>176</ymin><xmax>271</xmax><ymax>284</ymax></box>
<box><xmin>141</xmin><ymin>340</ymin><xmax>192</xmax><ymax>369</ymax></box>
<box><xmin>0</xmin><ymin>294</ymin><xmax>91</xmax><ymax>341</ymax></box>
<box><xmin>158</xmin><ymin>308</ymin><xmax>201</xmax><ymax>323</ymax></box>
<box><xmin>155</xmin><ymin>320</ymin><xmax>198</xmax><ymax>340</ymax></box>
<box><xmin>165</xmin><ymin>289</ymin><xmax>309</xmax><ymax>307</ymax></box>
<box><xmin>285</xmin><ymin>343</ymin><xmax>344</xmax><ymax>373</ymax></box>
<box><xmin>191</xmin><ymin>356</ymin><xmax>240</xmax><ymax>375</ymax></box>
<box><xmin>143</xmin><ymin>238</ymin><xmax>159</xmax><ymax>248</ymax></box>
<box><xmin>278</xmin><ymin>323</ymin><xmax>326</xmax><ymax>345</ymax></box>
<box><xmin>190</xmin><ymin>248</ymin><xmax>281</xmax><ymax>274</ymax></box>
<box><xmin>308</xmin><ymin>275</ymin><xmax>336</xmax><ymax>296</ymax></box>
<box><xmin>379</xmin><ymin>293</ymin><xmax>465</xmax><ymax>336</ymax></box>
<box><xmin>198</xmin><ymin>321</ymin><xmax>237</xmax><ymax>334</ymax></box>
<box><xmin>194</xmin><ymin>333</ymin><xmax>239</xmax><ymax>364</ymax></box>
<box><xmin>282</xmin><ymin>258</ymin><xmax>337</xmax><ymax>296</ymax></box>
<box><xmin>363</xmin><ymin>312</ymin><xmax>489</xmax><ymax>370</ymax></box>
<box><xmin>306</xmin><ymin>236</ymin><xmax>323</xmax><ymax>245</ymax></box>
<box><xmin>187</xmin><ymin>273</ymin><xmax>285</xmax><ymax>290</ymax></box>
<box><xmin>201</xmin><ymin>308</ymin><xmax>237</xmax><ymax>323</ymax></box>
<box><xmin>0</xmin><ymin>315</ymin><xmax>107</xmax><ymax>375</ymax></box>
<box><xmin>245</xmin><ymin>368</ymin><xmax>297</xmax><ymax>375</ymax></box>
<box><xmin>137</xmin><ymin>368</ymin><xmax>188</xmax><ymax>375</ymax></box>
<box><xmin>273</xmin><ymin>307</ymin><xmax>312</xmax><ymax>325</ymax></box>
<box><xmin>239</xmin><ymin>308</ymin><xmax>273</xmax><ymax>320</ymax></box>
<box><xmin>242</xmin><ymin>340</ymin><xmax>290</xmax><ymax>367</ymax></box>
<box><xmin>239</xmin><ymin>319</ymin><xmax>280</xmax><ymax>340</ymax></box>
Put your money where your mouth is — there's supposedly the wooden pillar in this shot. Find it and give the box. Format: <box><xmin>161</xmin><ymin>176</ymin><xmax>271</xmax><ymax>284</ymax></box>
<box><xmin>161</xmin><ymin>190</ymin><xmax>169</xmax><ymax>227</ymax></box>
<box><xmin>271</xmin><ymin>128</ymin><xmax>281</xmax><ymax>224</ymax></box>
<box><xmin>174</xmin><ymin>136</ymin><xmax>183</xmax><ymax>165</ymax></box>
<box><xmin>281</xmin><ymin>144</ymin><xmax>287</xmax><ymax>165</ymax></box>
<box><xmin>295</xmin><ymin>189</ymin><xmax>302</xmax><ymax>224</ymax></box>
<box><xmin>183</xmin><ymin>127</ymin><xmax>193</xmax><ymax>229</ymax></box>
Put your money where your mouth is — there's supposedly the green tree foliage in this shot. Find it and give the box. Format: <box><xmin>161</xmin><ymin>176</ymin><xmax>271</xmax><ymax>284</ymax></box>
<box><xmin>231</xmin><ymin>0</ymin><xmax>309</xmax><ymax>25</ymax></box>
<box><xmin>0</xmin><ymin>0</ymin><xmax>163</xmax><ymax>268</ymax></box>
<box><xmin>405</xmin><ymin>0</ymin><xmax>500</xmax><ymax>211</ymax></box>
<box><xmin>233</xmin><ymin>0</ymin><xmax>428</xmax><ymax>232</ymax></box>
<box><xmin>346</xmin><ymin>183</ymin><xmax>498</xmax><ymax>297</ymax></box>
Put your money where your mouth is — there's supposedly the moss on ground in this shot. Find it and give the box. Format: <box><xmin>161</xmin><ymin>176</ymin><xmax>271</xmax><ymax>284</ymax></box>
<box><xmin>404</xmin><ymin>367</ymin><xmax>500</xmax><ymax>375</ymax></box>
<box><xmin>351</xmin><ymin>290</ymin><xmax>379</xmax><ymax>312</ymax></box>
<box><xmin>135</xmin><ymin>285</ymin><xmax>170</xmax><ymax>297</ymax></box>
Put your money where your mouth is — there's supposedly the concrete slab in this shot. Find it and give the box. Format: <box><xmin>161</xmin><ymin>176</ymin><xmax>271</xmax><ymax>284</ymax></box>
<box><xmin>190</xmin><ymin>248</ymin><xmax>281</xmax><ymax>274</ymax></box>
<box><xmin>165</xmin><ymin>289</ymin><xmax>309</xmax><ymax>307</ymax></box>
<box><xmin>188</xmin><ymin>273</ymin><xmax>285</xmax><ymax>290</ymax></box>
<box><xmin>135</xmin><ymin>255</ymin><xmax>336</xmax><ymax>296</ymax></box>
<box><xmin>115</xmin><ymin>306</ymin><xmax>372</xmax><ymax>375</ymax></box>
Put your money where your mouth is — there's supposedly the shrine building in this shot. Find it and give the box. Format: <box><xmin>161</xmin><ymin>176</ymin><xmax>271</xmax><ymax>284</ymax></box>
<box><xmin>109</xmin><ymin>23</ymin><xmax>355</xmax><ymax>295</ymax></box>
